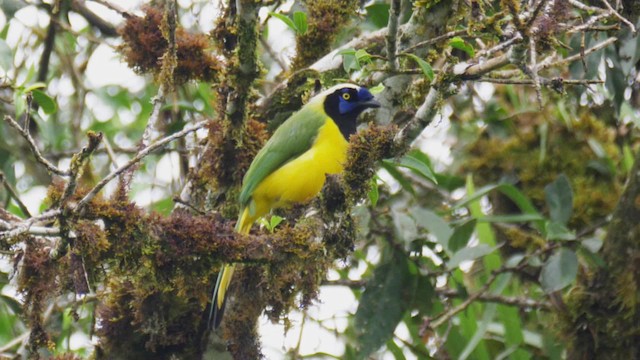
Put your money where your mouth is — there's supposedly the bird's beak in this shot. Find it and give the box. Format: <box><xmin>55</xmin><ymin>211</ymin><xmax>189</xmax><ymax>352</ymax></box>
<box><xmin>360</xmin><ymin>99</ymin><xmax>381</xmax><ymax>109</ymax></box>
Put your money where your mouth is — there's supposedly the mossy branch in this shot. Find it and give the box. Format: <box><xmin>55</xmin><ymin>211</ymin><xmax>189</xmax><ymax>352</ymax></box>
<box><xmin>564</xmin><ymin>146</ymin><xmax>640</xmax><ymax>358</ymax></box>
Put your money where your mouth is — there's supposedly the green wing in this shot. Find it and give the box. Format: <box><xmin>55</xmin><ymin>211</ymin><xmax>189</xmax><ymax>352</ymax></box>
<box><xmin>239</xmin><ymin>103</ymin><xmax>327</xmax><ymax>207</ymax></box>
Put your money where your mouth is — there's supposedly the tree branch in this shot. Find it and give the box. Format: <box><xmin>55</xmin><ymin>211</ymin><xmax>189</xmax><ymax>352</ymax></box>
<box><xmin>0</xmin><ymin>171</ymin><xmax>31</xmax><ymax>217</ymax></box>
<box><xmin>75</xmin><ymin>121</ymin><xmax>207</xmax><ymax>213</ymax></box>
<box><xmin>4</xmin><ymin>115</ymin><xmax>70</xmax><ymax>177</ymax></box>
<box><xmin>385</xmin><ymin>0</ymin><xmax>401</xmax><ymax>71</ymax></box>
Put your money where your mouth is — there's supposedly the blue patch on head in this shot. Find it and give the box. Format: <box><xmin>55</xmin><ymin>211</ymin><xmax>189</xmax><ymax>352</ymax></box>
<box><xmin>357</xmin><ymin>87</ymin><xmax>374</xmax><ymax>101</ymax></box>
<box><xmin>338</xmin><ymin>97</ymin><xmax>355</xmax><ymax>114</ymax></box>
<box><xmin>338</xmin><ymin>87</ymin><xmax>375</xmax><ymax>114</ymax></box>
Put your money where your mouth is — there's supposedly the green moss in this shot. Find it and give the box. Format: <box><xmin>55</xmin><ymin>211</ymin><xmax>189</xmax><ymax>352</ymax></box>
<box><xmin>256</xmin><ymin>69</ymin><xmax>321</xmax><ymax>131</ymax></box>
<box><xmin>464</xmin><ymin>110</ymin><xmax>623</xmax><ymax>229</ymax></box>
<box><xmin>291</xmin><ymin>0</ymin><xmax>359</xmax><ymax>70</ymax></box>
<box><xmin>118</xmin><ymin>6</ymin><xmax>220</xmax><ymax>85</ymax></box>
<box><xmin>198</xmin><ymin>118</ymin><xmax>268</xmax><ymax>208</ymax></box>
<box><xmin>343</xmin><ymin>124</ymin><xmax>403</xmax><ymax>203</ymax></box>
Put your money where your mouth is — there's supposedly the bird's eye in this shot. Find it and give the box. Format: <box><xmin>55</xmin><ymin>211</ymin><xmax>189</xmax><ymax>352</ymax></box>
<box><xmin>342</xmin><ymin>93</ymin><xmax>351</xmax><ymax>100</ymax></box>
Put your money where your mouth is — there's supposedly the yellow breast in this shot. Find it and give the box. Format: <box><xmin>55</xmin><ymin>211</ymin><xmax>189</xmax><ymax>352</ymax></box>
<box><xmin>250</xmin><ymin>118</ymin><xmax>349</xmax><ymax>217</ymax></box>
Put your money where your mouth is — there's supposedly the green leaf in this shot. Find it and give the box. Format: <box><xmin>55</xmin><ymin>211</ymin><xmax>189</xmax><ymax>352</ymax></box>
<box><xmin>477</xmin><ymin>214</ymin><xmax>545</xmax><ymax>223</ymax></box>
<box><xmin>259</xmin><ymin>215</ymin><xmax>284</xmax><ymax>232</ymax></box>
<box><xmin>539</xmin><ymin>248</ymin><xmax>578</xmax><ymax>293</ymax></box>
<box><xmin>336</xmin><ymin>48</ymin><xmax>360</xmax><ymax>72</ymax></box>
<box><xmin>369</xmin><ymin>82</ymin><xmax>385</xmax><ymax>95</ymax></box>
<box><xmin>22</xmin><ymin>82</ymin><xmax>46</xmax><ymax>93</ymax></box>
<box><xmin>449</xmin><ymin>36</ymin><xmax>475</xmax><ymax>57</ymax></box>
<box><xmin>404</xmin><ymin>53</ymin><xmax>434</xmax><ymax>81</ymax></box>
<box><xmin>587</xmin><ymin>138</ymin><xmax>607</xmax><ymax>158</ymax></box>
<box><xmin>544</xmin><ymin>175</ymin><xmax>573</xmax><ymax>225</ymax></box>
<box><xmin>368</xmin><ymin>177</ymin><xmax>379</xmax><ymax>206</ymax></box>
<box><xmin>380</xmin><ymin>161</ymin><xmax>415</xmax><ymax>194</ymax></box>
<box><xmin>0</xmin><ymin>294</ymin><xmax>22</xmax><ymax>315</ymax></box>
<box><xmin>365</xmin><ymin>3</ymin><xmax>390</xmax><ymax>28</ymax></box>
<box><xmin>268</xmin><ymin>12</ymin><xmax>297</xmax><ymax>33</ymax></box>
<box><xmin>31</xmin><ymin>89</ymin><xmax>57</xmax><ymax>115</ymax></box>
<box><xmin>151</xmin><ymin>197</ymin><xmax>174</xmax><ymax>215</ymax></box>
<box><xmin>292</xmin><ymin>11</ymin><xmax>308</xmax><ymax>34</ymax></box>
<box><xmin>386</xmin><ymin>339</ymin><xmax>406</xmax><ymax>360</ymax></box>
<box><xmin>354</xmin><ymin>252</ymin><xmax>415</xmax><ymax>359</ymax></box>
<box><xmin>447</xmin><ymin>244</ymin><xmax>495</xmax><ymax>270</ymax></box>
<box><xmin>578</xmin><ymin>246</ymin><xmax>606</xmax><ymax>268</ymax></box>
<box><xmin>412</xmin><ymin>274</ymin><xmax>434</xmax><ymax>313</ymax></box>
<box><xmin>355</xmin><ymin>49</ymin><xmax>372</xmax><ymax>64</ymax></box>
<box><xmin>581</xmin><ymin>236</ymin><xmax>603</xmax><ymax>253</ymax></box>
<box><xmin>411</xmin><ymin>207</ymin><xmax>453</xmax><ymax>250</ymax></box>
<box><xmin>392</xmin><ymin>208</ymin><xmax>417</xmax><ymax>242</ymax></box>
<box><xmin>269</xmin><ymin>215</ymin><xmax>284</xmax><ymax>231</ymax></box>
<box><xmin>385</xmin><ymin>151</ymin><xmax>437</xmax><ymax>184</ymax></box>
<box><xmin>587</xmin><ymin>158</ymin><xmax>615</xmax><ymax>177</ymax></box>
<box><xmin>454</xmin><ymin>183</ymin><xmax>542</xmax><ymax>231</ymax></box>
<box><xmin>545</xmin><ymin>221</ymin><xmax>576</xmax><ymax>241</ymax></box>
<box><xmin>336</xmin><ymin>48</ymin><xmax>357</xmax><ymax>56</ymax></box>
<box><xmin>449</xmin><ymin>220</ymin><xmax>476</xmax><ymax>252</ymax></box>
<box><xmin>0</xmin><ymin>39</ymin><xmax>12</xmax><ymax>72</ymax></box>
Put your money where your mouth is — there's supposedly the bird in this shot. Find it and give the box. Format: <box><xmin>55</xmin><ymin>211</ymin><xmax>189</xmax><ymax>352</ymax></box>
<box><xmin>210</xmin><ymin>83</ymin><xmax>380</xmax><ymax>328</ymax></box>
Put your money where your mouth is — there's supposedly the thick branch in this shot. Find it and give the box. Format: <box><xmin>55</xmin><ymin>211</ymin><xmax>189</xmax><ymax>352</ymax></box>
<box><xmin>386</xmin><ymin>0</ymin><xmax>401</xmax><ymax>71</ymax></box>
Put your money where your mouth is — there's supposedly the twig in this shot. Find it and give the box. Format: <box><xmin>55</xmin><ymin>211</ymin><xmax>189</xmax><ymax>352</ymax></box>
<box><xmin>540</xmin><ymin>37</ymin><xmax>617</xmax><ymax>69</ymax></box>
<box><xmin>477</xmin><ymin>77</ymin><xmax>603</xmax><ymax>86</ymax></box>
<box><xmin>37</xmin><ymin>6</ymin><xmax>57</xmax><ymax>85</ymax></box>
<box><xmin>0</xmin><ymin>171</ymin><xmax>32</xmax><ymax>217</ymax></box>
<box><xmin>386</xmin><ymin>0</ymin><xmax>401</xmax><ymax>71</ymax></box>
<box><xmin>427</xmin><ymin>244</ymin><xmax>557</xmax><ymax>330</ymax></box>
<box><xmin>568</xmin><ymin>13</ymin><xmax>612</xmax><ymax>34</ymax></box>
<box><xmin>140</xmin><ymin>1</ymin><xmax>177</xmax><ymax>149</ymax></box>
<box><xmin>4</xmin><ymin>116</ymin><xmax>70</xmax><ymax>176</ymax></box>
<box><xmin>102</xmin><ymin>135</ymin><xmax>120</xmax><ymax>170</ymax></box>
<box><xmin>75</xmin><ymin>121</ymin><xmax>207</xmax><ymax>212</ymax></box>
<box><xmin>599</xmin><ymin>0</ymin><xmax>636</xmax><ymax>33</ymax></box>
<box><xmin>0</xmin><ymin>209</ymin><xmax>62</xmax><ymax>239</ymax></box>
<box><xmin>172</xmin><ymin>196</ymin><xmax>206</xmax><ymax>215</ymax></box>
<box><xmin>58</xmin><ymin>132</ymin><xmax>104</xmax><ymax>207</ymax></box>
<box><xmin>259</xmin><ymin>36</ymin><xmax>287</xmax><ymax>71</ymax></box>
<box><xmin>48</xmin><ymin>146</ymin><xmax>188</xmax><ymax>160</ymax></box>
<box><xmin>394</xmin><ymin>85</ymin><xmax>442</xmax><ymax>145</ymax></box>
<box><xmin>402</xmin><ymin>29</ymin><xmax>467</xmax><ymax>54</ymax></box>
<box><xmin>436</xmin><ymin>288</ymin><xmax>552</xmax><ymax>309</ymax></box>
<box><xmin>121</xmin><ymin>2</ymin><xmax>177</xmax><ymax>193</ymax></box>
<box><xmin>88</xmin><ymin>0</ymin><xmax>131</xmax><ymax>17</ymax></box>
<box><xmin>567</xmin><ymin>0</ymin><xmax>605</xmax><ymax>12</ymax></box>
<box><xmin>0</xmin><ymin>331</ymin><xmax>29</xmax><ymax>353</ymax></box>
<box><xmin>429</xmin><ymin>270</ymin><xmax>503</xmax><ymax>329</ymax></box>
<box><xmin>476</xmin><ymin>33</ymin><xmax>523</xmax><ymax>58</ymax></box>
<box><xmin>528</xmin><ymin>36</ymin><xmax>544</xmax><ymax>108</ymax></box>
<box><xmin>459</xmin><ymin>53</ymin><xmax>511</xmax><ymax>79</ymax></box>
<box><xmin>22</xmin><ymin>226</ymin><xmax>61</xmax><ymax>237</ymax></box>
<box><xmin>51</xmin><ymin>17</ymin><xmax>112</xmax><ymax>46</ymax></box>
<box><xmin>142</xmin><ymin>87</ymin><xmax>166</xmax><ymax>151</ymax></box>
<box><xmin>70</xmin><ymin>0</ymin><xmax>120</xmax><ymax>36</ymax></box>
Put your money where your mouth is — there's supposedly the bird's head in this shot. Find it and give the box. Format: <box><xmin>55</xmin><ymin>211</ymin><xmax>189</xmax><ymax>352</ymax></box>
<box><xmin>322</xmin><ymin>84</ymin><xmax>381</xmax><ymax>139</ymax></box>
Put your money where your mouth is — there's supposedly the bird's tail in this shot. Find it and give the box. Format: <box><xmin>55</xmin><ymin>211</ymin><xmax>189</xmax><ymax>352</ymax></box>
<box><xmin>209</xmin><ymin>207</ymin><xmax>253</xmax><ymax>329</ymax></box>
<box><xmin>210</xmin><ymin>264</ymin><xmax>235</xmax><ymax>329</ymax></box>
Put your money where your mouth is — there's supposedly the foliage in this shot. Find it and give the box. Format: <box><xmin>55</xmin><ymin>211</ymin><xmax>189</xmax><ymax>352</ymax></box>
<box><xmin>0</xmin><ymin>0</ymin><xmax>639</xmax><ymax>359</ymax></box>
